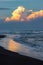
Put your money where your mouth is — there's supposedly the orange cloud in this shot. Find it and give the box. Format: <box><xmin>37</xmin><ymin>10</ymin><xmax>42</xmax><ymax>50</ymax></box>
<box><xmin>27</xmin><ymin>10</ymin><xmax>43</xmax><ymax>21</ymax></box>
<box><xmin>5</xmin><ymin>6</ymin><xmax>43</xmax><ymax>22</ymax></box>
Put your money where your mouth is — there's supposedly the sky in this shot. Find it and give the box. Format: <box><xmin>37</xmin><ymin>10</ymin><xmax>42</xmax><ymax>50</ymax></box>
<box><xmin>0</xmin><ymin>0</ymin><xmax>43</xmax><ymax>19</ymax></box>
<box><xmin>0</xmin><ymin>0</ymin><xmax>43</xmax><ymax>30</ymax></box>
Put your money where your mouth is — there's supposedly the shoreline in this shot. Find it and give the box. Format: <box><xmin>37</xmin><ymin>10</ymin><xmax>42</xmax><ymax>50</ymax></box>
<box><xmin>0</xmin><ymin>46</ymin><xmax>43</xmax><ymax>65</ymax></box>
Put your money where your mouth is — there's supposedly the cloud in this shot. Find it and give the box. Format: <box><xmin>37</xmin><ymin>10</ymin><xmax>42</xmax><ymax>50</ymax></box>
<box><xmin>27</xmin><ymin>10</ymin><xmax>43</xmax><ymax>21</ymax></box>
<box><xmin>0</xmin><ymin>8</ymin><xmax>10</xmax><ymax>10</ymax></box>
<box><xmin>5</xmin><ymin>6</ymin><xmax>43</xmax><ymax>22</ymax></box>
<box><xmin>5</xmin><ymin>6</ymin><xmax>32</xmax><ymax>22</ymax></box>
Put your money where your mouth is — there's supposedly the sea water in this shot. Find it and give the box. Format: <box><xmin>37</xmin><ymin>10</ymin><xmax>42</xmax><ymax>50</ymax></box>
<box><xmin>0</xmin><ymin>30</ymin><xmax>43</xmax><ymax>61</ymax></box>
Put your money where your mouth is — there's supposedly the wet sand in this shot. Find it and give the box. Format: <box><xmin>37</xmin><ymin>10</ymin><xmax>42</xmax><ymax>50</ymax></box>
<box><xmin>0</xmin><ymin>46</ymin><xmax>43</xmax><ymax>65</ymax></box>
<box><xmin>0</xmin><ymin>35</ymin><xmax>43</xmax><ymax>65</ymax></box>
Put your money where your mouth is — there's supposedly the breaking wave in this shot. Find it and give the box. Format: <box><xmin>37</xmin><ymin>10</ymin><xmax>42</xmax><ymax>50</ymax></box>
<box><xmin>0</xmin><ymin>30</ymin><xmax>43</xmax><ymax>60</ymax></box>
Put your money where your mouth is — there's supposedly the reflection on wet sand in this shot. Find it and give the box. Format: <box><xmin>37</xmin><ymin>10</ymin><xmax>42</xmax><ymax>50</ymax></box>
<box><xmin>8</xmin><ymin>39</ymin><xmax>32</xmax><ymax>56</ymax></box>
<box><xmin>7</xmin><ymin>39</ymin><xmax>43</xmax><ymax>60</ymax></box>
<box><xmin>8</xmin><ymin>39</ymin><xmax>21</xmax><ymax>52</ymax></box>
<box><xmin>0</xmin><ymin>36</ymin><xmax>43</xmax><ymax>61</ymax></box>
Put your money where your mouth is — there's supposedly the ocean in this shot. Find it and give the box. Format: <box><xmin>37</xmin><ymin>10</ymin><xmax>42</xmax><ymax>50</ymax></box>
<box><xmin>0</xmin><ymin>30</ymin><xmax>43</xmax><ymax>61</ymax></box>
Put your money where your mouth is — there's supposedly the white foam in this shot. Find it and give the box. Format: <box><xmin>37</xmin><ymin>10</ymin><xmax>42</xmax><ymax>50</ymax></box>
<box><xmin>0</xmin><ymin>34</ymin><xmax>43</xmax><ymax>61</ymax></box>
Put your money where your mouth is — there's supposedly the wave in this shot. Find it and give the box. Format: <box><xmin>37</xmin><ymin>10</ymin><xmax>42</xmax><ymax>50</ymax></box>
<box><xmin>0</xmin><ymin>30</ymin><xmax>43</xmax><ymax>34</ymax></box>
<box><xmin>0</xmin><ymin>33</ymin><xmax>43</xmax><ymax>61</ymax></box>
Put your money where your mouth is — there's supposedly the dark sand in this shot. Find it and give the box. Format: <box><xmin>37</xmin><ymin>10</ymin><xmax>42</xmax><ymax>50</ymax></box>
<box><xmin>0</xmin><ymin>46</ymin><xmax>43</xmax><ymax>65</ymax></box>
<box><xmin>0</xmin><ymin>35</ymin><xmax>43</xmax><ymax>65</ymax></box>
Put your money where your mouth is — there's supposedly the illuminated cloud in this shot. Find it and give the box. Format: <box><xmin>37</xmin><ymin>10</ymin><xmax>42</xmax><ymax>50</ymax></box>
<box><xmin>5</xmin><ymin>6</ymin><xmax>32</xmax><ymax>22</ymax></box>
<box><xmin>27</xmin><ymin>10</ymin><xmax>43</xmax><ymax>21</ymax></box>
<box><xmin>5</xmin><ymin>6</ymin><xmax>43</xmax><ymax>22</ymax></box>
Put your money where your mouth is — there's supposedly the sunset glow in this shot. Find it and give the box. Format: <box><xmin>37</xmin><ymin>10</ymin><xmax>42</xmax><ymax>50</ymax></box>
<box><xmin>8</xmin><ymin>39</ymin><xmax>21</xmax><ymax>52</ymax></box>
<box><xmin>27</xmin><ymin>10</ymin><xmax>43</xmax><ymax>21</ymax></box>
<box><xmin>5</xmin><ymin>6</ymin><xmax>43</xmax><ymax>22</ymax></box>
